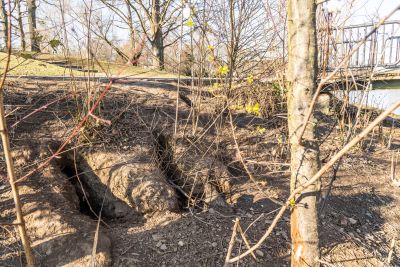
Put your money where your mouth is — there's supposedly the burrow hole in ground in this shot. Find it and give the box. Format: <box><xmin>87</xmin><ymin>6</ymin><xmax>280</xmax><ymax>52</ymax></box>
<box><xmin>59</xmin><ymin>160</ymin><xmax>103</xmax><ymax>219</ymax></box>
<box><xmin>153</xmin><ymin>131</ymin><xmax>207</xmax><ymax>210</ymax></box>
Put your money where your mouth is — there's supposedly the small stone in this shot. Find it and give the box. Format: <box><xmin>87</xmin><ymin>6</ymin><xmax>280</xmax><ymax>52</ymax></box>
<box><xmin>156</xmin><ymin>241</ymin><xmax>162</xmax><ymax>247</ymax></box>
<box><xmin>280</xmin><ymin>231</ymin><xmax>288</xmax><ymax>241</ymax></box>
<box><xmin>256</xmin><ymin>250</ymin><xmax>264</xmax><ymax>257</ymax></box>
<box><xmin>340</xmin><ymin>218</ymin><xmax>348</xmax><ymax>226</ymax></box>
<box><xmin>178</xmin><ymin>241</ymin><xmax>184</xmax><ymax>247</ymax></box>
<box><xmin>339</xmin><ymin>228</ymin><xmax>344</xmax><ymax>233</ymax></box>
<box><xmin>211</xmin><ymin>242</ymin><xmax>217</xmax><ymax>247</ymax></box>
<box><xmin>366</xmin><ymin>233</ymin><xmax>374</xmax><ymax>240</ymax></box>
<box><xmin>209</xmin><ymin>208</ymin><xmax>215</xmax><ymax>214</ymax></box>
<box><xmin>160</xmin><ymin>244</ymin><xmax>167</xmax><ymax>251</ymax></box>
<box><xmin>356</xmin><ymin>229</ymin><xmax>361</xmax><ymax>233</ymax></box>
<box><xmin>45</xmin><ymin>248</ymin><xmax>52</xmax><ymax>255</ymax></box>
<box><xmin>348</xmin><ymin>218</ymin><xmax>357</xmax><ymax>225</ymax></box>
<box><xmin>152</xmin><ymin>234</ymin><xmax>164</xmax><ymax>241</ymax></box>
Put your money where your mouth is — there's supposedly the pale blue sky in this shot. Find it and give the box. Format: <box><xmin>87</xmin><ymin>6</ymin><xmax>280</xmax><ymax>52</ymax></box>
<box><xmin>345</xmin><ymin>0</ymin><xmax>400</xmax><ymax>24</ymax></box>
<box><xmin>33</xmin><ymin>0</ymin><xmax>400</xmax><ymax>54</ymax></box>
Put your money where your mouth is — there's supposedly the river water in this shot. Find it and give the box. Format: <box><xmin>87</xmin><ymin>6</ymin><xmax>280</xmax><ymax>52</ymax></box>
<box><xmin>335</xmin><ymin>88</ymin><xmax>400</xmax><ymax>115</ymax></box>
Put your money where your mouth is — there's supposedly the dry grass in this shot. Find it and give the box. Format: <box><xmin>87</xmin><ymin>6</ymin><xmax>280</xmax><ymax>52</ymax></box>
<box><xmin>0</xmin><ymin>52</ymin><xmax>83</xmax><ymax>76</ymax></box>
<box><xmin>0</xmin><ymin>52</ymin><xmax>177</xmax><ymax>77</ymax></box>
<box><xmin>33</xmin><ymin>53</ymin><xmax>177</xmax><ymax>78</ymax></box>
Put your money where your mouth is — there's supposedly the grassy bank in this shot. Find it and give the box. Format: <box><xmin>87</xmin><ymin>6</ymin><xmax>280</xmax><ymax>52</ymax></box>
<box><xmin>0</xmin><ymin>52</ymin><xmax>177</xmax><ymax>77</ymax></box>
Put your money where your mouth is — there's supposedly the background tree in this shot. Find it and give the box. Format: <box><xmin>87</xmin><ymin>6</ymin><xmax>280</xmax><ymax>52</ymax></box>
<box><xmin>58</xmin><ymin>0</ymin><xmax>70</xmax><ymax>55</ymax></box>
<box><xmin>125</xmin><ymin>0</ymin><xmax>181</xmax><ymax>70</ymax></box>
<box><xmin>0</xmin><ymin>0</ymin><xmax>8</xmax><ymax>51</ymax></box>
<box><xmin>27</xmin><ymin>0</ymin><xmax>40</xmax><ymax>52</ymax></box>
<box><xmin>16</xmin><ymin>0</ymin><xmax>26</xmax><ymax>51</ymax></box>
<box><xmin>96</xmin><ymin>0</ymin><xmax>144</xmax><ymax>65</ymax></box>
<box><xmin>287</xmin><ymin>0</ymin><xmax>320</xmax><ymax>266</ymax></box>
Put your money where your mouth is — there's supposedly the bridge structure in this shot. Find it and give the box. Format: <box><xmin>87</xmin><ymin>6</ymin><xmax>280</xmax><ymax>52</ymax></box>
<box><xmin>320</xmin><ymin>20</ymin><xmax>400</xmax><ymax>88</ymax></box>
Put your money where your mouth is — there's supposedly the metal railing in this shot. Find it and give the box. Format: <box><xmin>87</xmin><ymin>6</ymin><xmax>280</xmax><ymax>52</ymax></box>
<box><xmin>320</xmin><ymin>20</ymin><xmax>400</xmax><ymax>70</ymax></box>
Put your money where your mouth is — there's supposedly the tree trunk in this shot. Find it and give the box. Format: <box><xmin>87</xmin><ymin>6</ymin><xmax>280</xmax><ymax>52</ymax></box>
<box><xmin>0</xmin><ymin>0</ymin><xmax>8</xmax><ymax>51</ymax></box>
<box><xmin>287</xmin><ymin>1</ymin><xmax>320</xmax><ymax>266</ymax></box>
<box><xmin>26</xmin><ymin>0</ymin><xmax>40</xmax><ymax>52</ymax></box>
<box><xmin>125</xmin><ymin>0</ymin><xmax>141</xmax><ymax>66</ymax></box>
<box><xmin>151</xmin><ymin>0</ymin><xmax>164</xmax><ymax>70</ymax></box>
<box><xmin>16</xmin><ymin>0</ymin><xmax>26</xmax><ymax>51</ymax></box>
<box><xmin>59</xmin><ymin>0</ymin><xmax>69</xmax><ymax>55</ymax></box>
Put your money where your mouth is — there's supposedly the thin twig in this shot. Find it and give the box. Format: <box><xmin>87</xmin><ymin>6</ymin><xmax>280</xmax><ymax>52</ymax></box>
<box><xmin>228</xmin><ymin>110</ymin><xmax>284</xmax><ymax>206</ymax></box>
<box><xmin>237</xmin><ymin>223</ymin><xmax>257</xmax><ymax>260</ymax></box>
<box><xmin>386</xmin><ymin>237</ymin><xmax>396</xmax><ymax>266</ymax></box>
<box><xmin>315</xmin><ymin>258</ymin><xmax>336</xmax><ymax>267</ymax></box>
<box><xmin>391</xmin><ymin>152</ymin><xmax>396</xmax><ymax>182</ymax></box>
<box><xmin>174</xmin><ymin>2</ymin><xmax>185</xmax><ymax>139</ymax></box>
<box><xmin>224</xmin><ymin>218</ymin><xmax>240</xmax><ymax>266</ymax></box>
<box><xmin>10</xmin><ymin>96</ymin><xmax>67</xmax><ymax>129</ymax></box>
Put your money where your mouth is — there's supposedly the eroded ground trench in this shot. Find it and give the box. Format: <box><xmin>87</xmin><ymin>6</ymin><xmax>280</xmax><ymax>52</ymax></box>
<box><xmin>56</xmin><ymin>130</ymin><xmax>233</xmax><ymax>221</ymax></box>
<box><xmin>0</xmin><ymin>80</ymin><xmax>263</xmax><ymax>266</ymax></box>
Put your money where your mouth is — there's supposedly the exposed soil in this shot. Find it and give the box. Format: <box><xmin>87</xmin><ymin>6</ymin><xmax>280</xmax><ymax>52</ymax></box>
<box><xmin>0</xmin><ymin>79</ymin><xmax>399</xmax><ymax>266</ymax></box>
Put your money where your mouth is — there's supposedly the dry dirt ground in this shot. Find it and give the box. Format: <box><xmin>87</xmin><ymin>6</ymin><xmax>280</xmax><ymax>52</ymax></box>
<box><xmin>0</xmin><ymin>79</ymin><xmax>399</xmax><ymax>266</ymax></box>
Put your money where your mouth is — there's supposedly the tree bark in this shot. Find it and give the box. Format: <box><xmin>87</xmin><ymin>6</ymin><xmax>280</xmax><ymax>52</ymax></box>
<box><xmin>125</xmin><ymin>0</ymin><xmax>142</xmax><ymax>65</ymax></box>
<box><xmin>59</xmin><ymin>0</ymin><xmax>69</xmax><ymax>55</ymax></box>
<box><xmin>16</xmin><ymin>0</ymin><xmax>26</xmax><ymax>51</ymax></box>
<box><xmin>26</xmin><ymin>0</ymin><xmax>40</xmax><ymax>52</ymax></box>
<box><xmin>151</xmin><ymin>0</ymin><xmax>164</xmax><ymax>70</ymax></box>
<box><xmin>0</xmin><ymin>0</ymin><xmax>8</xmax><ymax>51</ymax></box>
<box><xmin>125</xmin><ymin>0</ymin><xmax>136</xmax><ymax>52</ymax></box>
<box><xmin>287</xmin><ymin>1</ymin><xmax>320</xmax><ymax>266</ymax></box>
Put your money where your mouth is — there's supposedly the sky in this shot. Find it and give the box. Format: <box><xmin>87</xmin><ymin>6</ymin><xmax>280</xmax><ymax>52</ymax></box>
<box><xmin>353</xmin><ymin>0</ymin><xmax>400</xmax><ymax>22</ymax></box>
<box><xmin>336</xmin><ymin>0</ymin><xmax>400</xmax><ymax>25</ymax></box>
<box><xmin>62</xmin><ymin>0</ymin><xmax>400</xmax><ymax>44</ymax></box>
<box><xmin>31</xmin><ymin>0</ymin><xmax>400</xmax><ymax>56</ymax></box>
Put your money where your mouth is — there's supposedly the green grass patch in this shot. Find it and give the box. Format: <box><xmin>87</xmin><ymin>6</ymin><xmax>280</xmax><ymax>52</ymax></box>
<box><xmin>0</xmin><ymin>52</ymin><xmax>177</xmax><ymax>77</ymax></box>
<box><xmin>0</xmin><ymin>52</ymin><xmax>82</xmax><ymax>76</ymax></box>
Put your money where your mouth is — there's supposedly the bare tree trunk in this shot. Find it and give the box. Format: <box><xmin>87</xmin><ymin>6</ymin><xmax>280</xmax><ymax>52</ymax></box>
<box><xmin>125</xmin><ymin>0</ymin><xmax>141</xmax><ymax>65</ymax></box>
<box><xmin>59</xmin><ymin>0</ymin><xmax>69</xmax><ymax>55</ymax></box>
<box><xmin>26</xmin><ymin>0</ymin><xmax>40</xmax><ymax>52</ymax></box>
<box><xmin>16</xmin><ymin>0</ymin><xmax>26</xmax><ymax>51</ymax></box>
<box><xmin>124</xmin><ymin>0</ymin><xmax>135</xmax><ymax>51</ymax></box>
<box><xmin>0</xmin><ymin>0</ymin><xmax>8</xmax><ymax>51</ymax></box>
<box><xmin>151</xmin><ymin>0</ymin><xmax>164</xmax><ymax>70</ymax></box>
<box><xmin>287</xmin><ymin>1</ymin><xmax>320</xmax><ymax>266</ymax></box>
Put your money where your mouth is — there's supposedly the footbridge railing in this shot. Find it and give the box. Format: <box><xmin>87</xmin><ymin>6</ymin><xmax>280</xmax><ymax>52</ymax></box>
<box><xmin>320</xmin><ymin>20</ymin><xmax>400</xmax><ymax>70</ymax></box>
